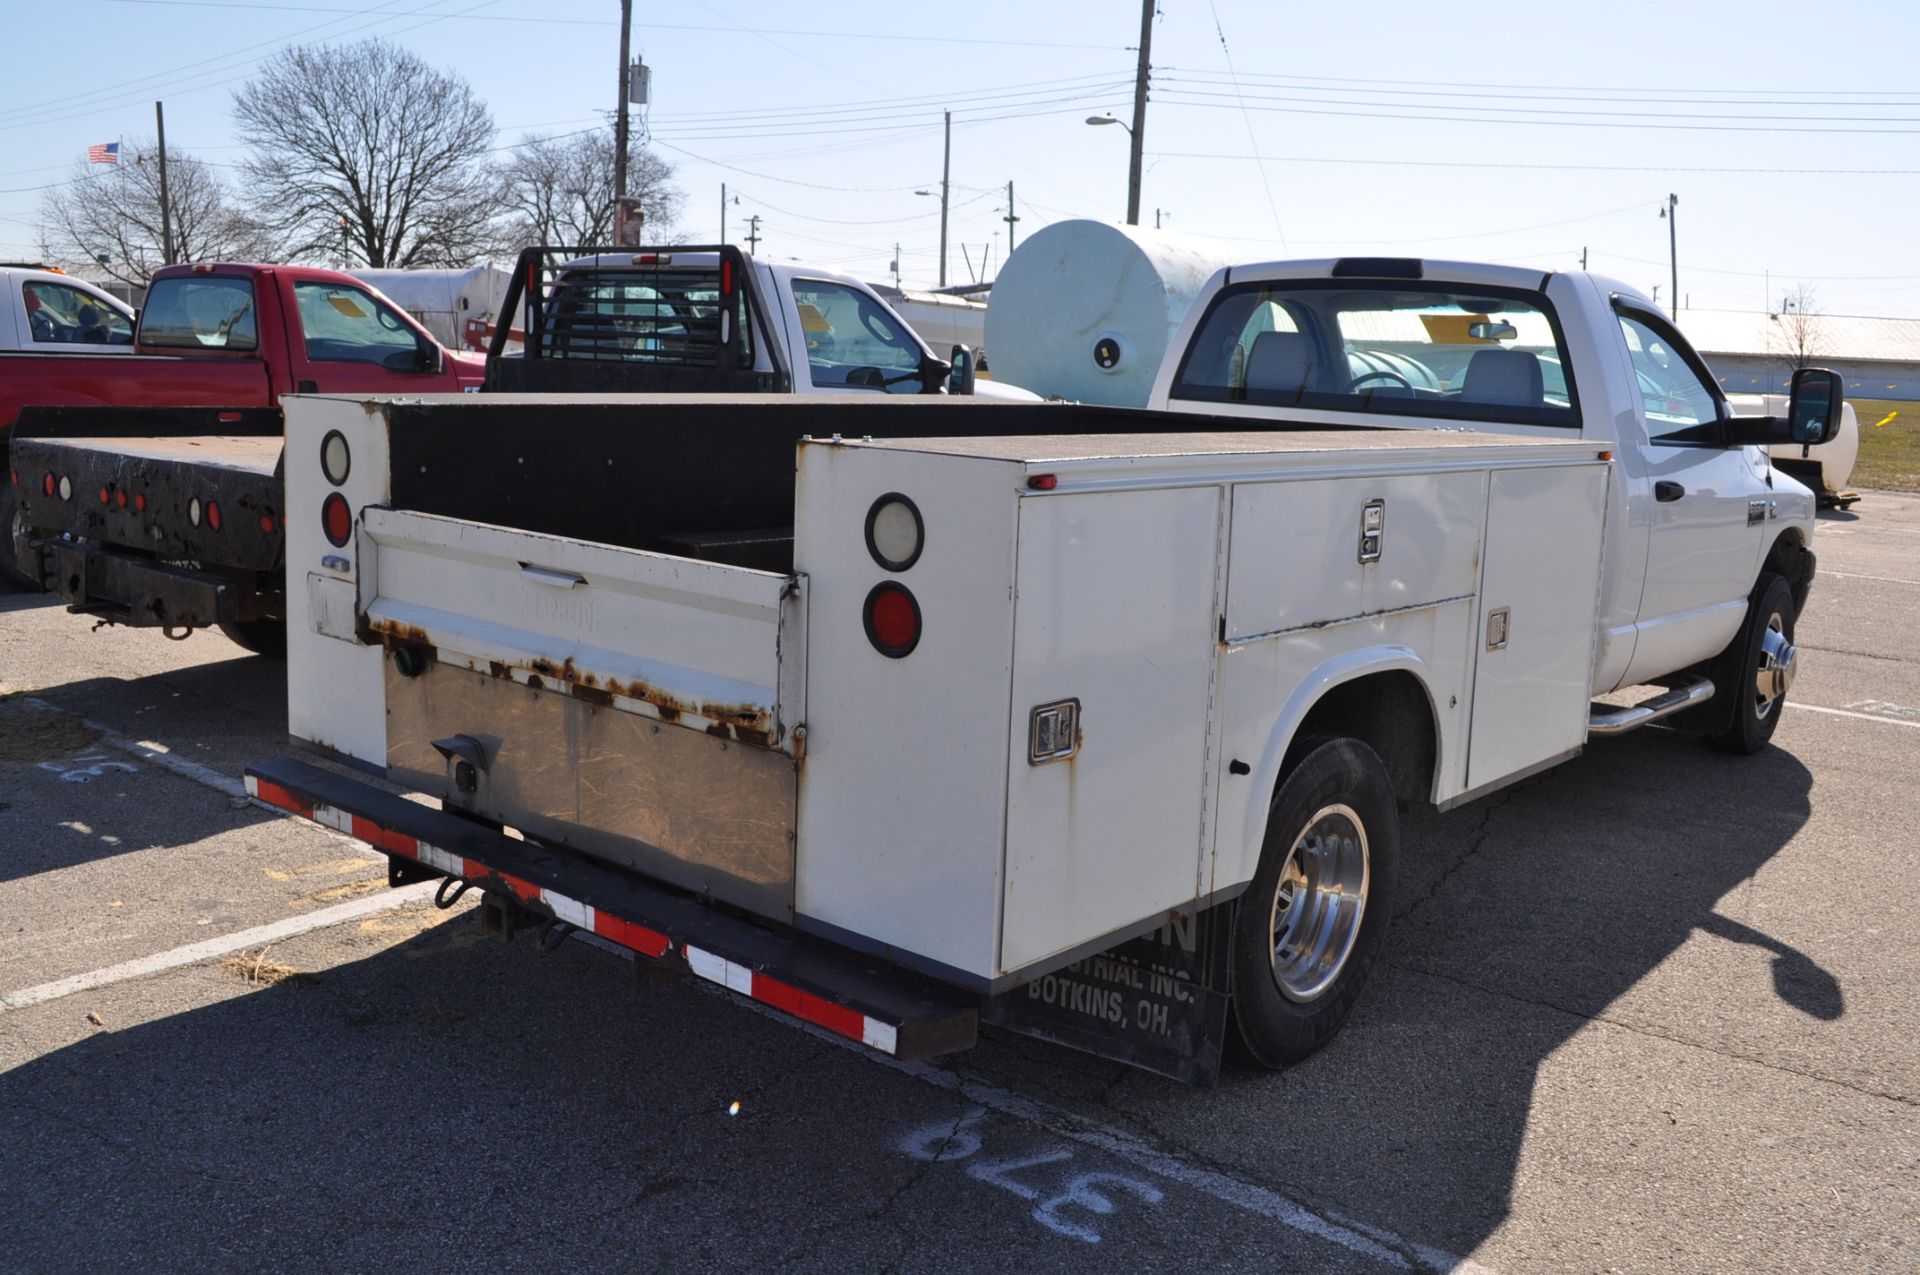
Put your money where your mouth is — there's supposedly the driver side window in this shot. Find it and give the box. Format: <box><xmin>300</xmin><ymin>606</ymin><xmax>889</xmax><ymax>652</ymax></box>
<box><xmin>294</xmin><ymin>281</ymin><xmax>424</xmax><ymax>368</ymax></box>
<box><xmin>1617</xmin><ymin>312</ymin><xmax>1721</xmax><ymax>443</ymax></box>
<box><xmin>789</xmin><ymin>279</ymin><xmax>922</xmax><ymax>392</ymax></box>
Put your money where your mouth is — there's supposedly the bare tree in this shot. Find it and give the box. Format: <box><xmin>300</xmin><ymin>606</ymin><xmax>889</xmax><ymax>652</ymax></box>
<box><xmin>232</xmin><ymin>40</ymin><xmax>496</xmax><ymax>268</ymax></box>
<box><xmin>1769</xmin><ymin>283</ymin><xmax>1826</xmax><ymax>374</ymax></box>
<box><xmin>497</xmin><ymin>131</ymin><xmax>685</xmax><ymax>248</ymax></box>
<box><xmin>35</xmin><ymin>141</ymin><xmax>275</xmax><ymax>288</ymax></box>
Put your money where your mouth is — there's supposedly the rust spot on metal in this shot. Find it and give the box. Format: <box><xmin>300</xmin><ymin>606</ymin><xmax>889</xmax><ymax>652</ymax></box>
<box><xmin>570</xmin><ymin>681</ymin><xmax>614</xmax><ymax>709</ymax></box>
<box><xmin>488</xmin><ymin>660</ymin><xmax>511</xmax><ymax>680</ymax></box>
<box><xmin>654</xmin><ymin>702</ymin><xmax>681</xmax><ymax>724</ymax></box>
<box><xmin>370</xmin><ymin>618</ymin><xmax>433</xmax><ymax>647</ymax></box>
<box><xmin>526</xmin><ymin>675</ymin><xmax>544</xmax><ymax>691</ymax></box>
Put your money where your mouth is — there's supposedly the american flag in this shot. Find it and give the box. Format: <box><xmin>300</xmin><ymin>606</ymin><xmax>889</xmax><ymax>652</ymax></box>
<box><xmin>87</xmin><ymin>142</ymin><xmax>119</xmax><ymax>165</ymax></box>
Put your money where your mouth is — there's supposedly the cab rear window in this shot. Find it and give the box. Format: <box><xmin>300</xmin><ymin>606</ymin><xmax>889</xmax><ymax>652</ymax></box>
<box><xmin>1170</xmin><ymin>281</ymin><xmax>1580</xmax><ymax>429</ymax></box>
<box><xmin>138</xmin><ymin>276</ymin><xmax>258</xmax><ymax>351</ymax></box>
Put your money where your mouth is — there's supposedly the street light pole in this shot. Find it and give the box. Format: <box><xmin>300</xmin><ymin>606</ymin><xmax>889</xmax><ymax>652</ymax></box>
<box><xmin>1665</xmin><ymin>193</ymin><xmax>1678</xmax><ymax>313</ymax></box>
<box><xmin>938</xmin><ymin>109</ymin><xmax>951</xmax><ymax>288</ymax></box>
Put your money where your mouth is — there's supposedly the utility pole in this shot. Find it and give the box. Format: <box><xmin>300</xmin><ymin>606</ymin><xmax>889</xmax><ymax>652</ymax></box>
<box><xmin>1664</xmin><ymin>193</ymin><xmax>1678</xmax><ymax>312</ymax></box>
<box><xmin>613</xmin><ymin>0</ymin><xmax>632</xmax><ymax>202</ymax></box>
<box><xmin>1003</xmin><ymin>181</ymin><xmax>1020</xmax><ymax>252</ymax></box>
<box><xmin>938</xmin><ymin>110</ymin><xmax>951</xmax><ymax>288</ymax></box>
<box><xmin>745</xmin><ymin>215</ymin><xmax>761</xmax><ymax>255</ymax></box>
<box><xmin>721</xmin><ymin>183</ymin><xmax>727</xmax><ymax>243</ymax></box>
<box><xmin>154</xmin><ymin>101</ymin><xmax>175</xmax><ymax>266</ymax></box>
<box><xmin>1155</xmin><ymin>208</ymin><xmax>1169</xmax><ymax>230</ymax></box>
<box><xmin>1580</xmin><ymin>246</ymin><xmax>1588</xmax><ymax>271</ymax></box>
<box><xmin>1126</xmin><ymin>0</ymin><xmax>1153</xmax><ymax>226</ymax></box>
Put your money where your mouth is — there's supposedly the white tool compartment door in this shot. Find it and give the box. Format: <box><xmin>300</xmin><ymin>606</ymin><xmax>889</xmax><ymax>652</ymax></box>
<box><xmin>1466</xmin><ymin>464</ymin><xmax>1609</xmax><ymax>791</ymax></box>
<box><xmin>999</xmin><ymin>486</ymin><xmax>1222</xmax><ymax>974</ymax></box>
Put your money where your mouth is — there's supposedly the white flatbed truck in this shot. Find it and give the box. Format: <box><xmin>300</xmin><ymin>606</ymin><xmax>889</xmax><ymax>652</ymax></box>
<box><xmin>246</xmin><ymin>258</ymin><xmax>1839</xmax><ymax>1081</ymax></box>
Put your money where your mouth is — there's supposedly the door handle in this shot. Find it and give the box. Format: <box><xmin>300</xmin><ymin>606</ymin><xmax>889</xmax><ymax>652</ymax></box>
<box><xmin>1654</xmin><ymin>480</ymin><xmax>1685</xmax><ymax>502</ymax></box>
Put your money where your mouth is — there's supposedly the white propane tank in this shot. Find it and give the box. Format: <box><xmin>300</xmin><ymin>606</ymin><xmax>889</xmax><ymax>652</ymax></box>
<box><xmin>985</xmin><ymin>219</ymin><xmax>1231</xmax><ymax>406</ymax></box>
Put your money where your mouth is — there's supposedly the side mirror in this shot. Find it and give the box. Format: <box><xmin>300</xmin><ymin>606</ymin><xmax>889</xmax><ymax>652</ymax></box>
<box><xmin>918</xmin><ymin>350</ymin><xmax>952</xmax><ymax>395</ymax></box>
<box><xmin>1788</xmin><ymin>367</ymin><xmax>1840</xmax><ymax>446</ymax></box>
<box><xmin>416</xmin><ymin>340</ymin><xmax>443</xmax><ymax>375</ymax></box>
<box><xmin>948</xmin><ymin>344</ymin><xmax>977</xmax><ymax>397</ymax></box>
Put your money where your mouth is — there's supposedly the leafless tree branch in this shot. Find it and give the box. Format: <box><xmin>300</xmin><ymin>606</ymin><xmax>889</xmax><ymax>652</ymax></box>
<box><xmin>232</xmin><ymin>39</ymin><xmax>496</xmax><ymax>268</ymax></box>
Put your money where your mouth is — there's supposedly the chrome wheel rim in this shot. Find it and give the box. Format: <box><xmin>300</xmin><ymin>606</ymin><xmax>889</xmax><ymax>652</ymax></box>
<box><xmin>1269</xmin><ymin>803</ymin><xmax>1370</xmax><ymax>1003</ymax></box>
<box><xmin>1753</xmin><ymin>611</ymin><xmax>1795</xmax><ymax>720</ymax></box>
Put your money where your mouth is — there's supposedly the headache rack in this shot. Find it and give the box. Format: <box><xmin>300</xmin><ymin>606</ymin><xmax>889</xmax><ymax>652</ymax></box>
<box><xmin>484</xmin><ymin>244</ymin><xmax>791</xmax><ymax>394</ymax></box>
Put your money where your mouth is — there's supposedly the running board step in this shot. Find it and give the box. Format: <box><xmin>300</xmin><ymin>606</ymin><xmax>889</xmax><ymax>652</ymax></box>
<box><xmin>1588</xmin><ymin>677</ymin><xmax>1715</xmax><ymax>737</ymax></box>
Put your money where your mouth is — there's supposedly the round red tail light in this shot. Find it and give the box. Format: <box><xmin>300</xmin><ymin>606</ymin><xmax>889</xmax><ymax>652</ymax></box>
<box><xmin>206</xmin><ymin>501</ymin><xmax>222</xmax><ymax>531</ymax></box>
<box><xmin>321</xmin><ymin>492</ymin><xmax>352</xmax><ymax>547</ymax></box>
<box><xmin>134</xmin><ymin>493</ymin><xmax>146</xmax><ymax>512</ymax></box>
<box><xmin>42</xmin><ymin>473</ymin><xmax>55</xmax><ymax>497</ymax></box>
<box><xmin>116</xmin><ymin>490</ymin><xmax>128</xmax><ymax>508</ymax></box>
<box><xmin>863</xmin><ymin>582</ymin><xmax>921</xmax><ymax>658</ymax></box>
<box><xmin>98</xmin><ymin>487</ymin><xmax>110</xmax><ymax>505</ymax></box>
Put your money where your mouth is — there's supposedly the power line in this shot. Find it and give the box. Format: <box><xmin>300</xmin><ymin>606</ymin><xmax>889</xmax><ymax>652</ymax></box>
<box><xmin>82</xmin><ymin>0</ymin><xmax>1131</xmax><ymax>48</ymax></box>
<box><xmin>1145</xmin><ymin>150</ymin><xmax>1920</xmax><ymax>177</ymax></box>
<box><xmin>1152</xmin><ymin>93</ymin><xmax>1920</xmax><ymax>135</ymax></box>
<box><xmin>1157</xmin><ymin>66</ymin><xmax>1920</xmax><ymax>99</ymax></box>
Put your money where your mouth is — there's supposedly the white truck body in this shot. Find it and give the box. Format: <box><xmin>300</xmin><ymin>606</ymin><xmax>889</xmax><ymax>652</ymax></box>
<box><xmin>253</xmin><ymin>255</ymin><xmax>1832</xmax><ymax>1079</ymax></box>
<box><xmin>0</xmin><ymin>267</ymin><xmax>136</xmax><ymax>352</ymax></box>
<box><xmin>351</xmin><ymin>265</ymin><xmax>514</xmax><ymax>352</ymax></box>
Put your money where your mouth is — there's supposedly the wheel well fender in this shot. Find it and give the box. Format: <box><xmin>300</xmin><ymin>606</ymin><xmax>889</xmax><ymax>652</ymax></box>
<box><xmin>1763</xmin><ymin>526</ymin><xmax>1814</xmax><ymax>617</ymax></box>
<box><xmin>1229</xmin><ymin>648</ymin><xmax>1442</xmax><ymax>892</ymax></box>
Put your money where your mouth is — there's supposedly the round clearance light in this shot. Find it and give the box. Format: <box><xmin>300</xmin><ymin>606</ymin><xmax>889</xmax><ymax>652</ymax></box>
<box><xmin>206</xmin><ymin>501</ymin><xmax>222</xmax><ymax>532</ymax></box>
<box><xmin>57</xmin><ymin>475</ymin><xmax>72</xmax><ymax>502</ymax></box>
<box><xmin>42</xmin><ymin>473</ymin><xmax>54</xmax><ymax>498</ymax></box>
<box><xmin>188</xmin><ymin>497</ymin><xmax>202</xmax><ymax>527</ymax></box>
<box><xmin>863</xmin><ymin>493</ymin><xmax>924</xmax><ymax>572</ymax></box>
<box><xmin>320</xmin><ymin>430</ymin><xmax>351</xmax><ymax>486</ymax></box>
<box><xmin>863</xmin><ymin>581</ymin><xmax>922</xmax><ymax>658</ymax></box>
<box><xmin>321</xmin><ymin>492</ymin><xmax>352</xmax><ymax>547</ymax></box>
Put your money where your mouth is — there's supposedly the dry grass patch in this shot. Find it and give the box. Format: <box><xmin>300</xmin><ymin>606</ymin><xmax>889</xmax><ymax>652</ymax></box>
<box><xmin>221</xmin><ymin>949</ymin><xmax>308</xmax><ymax>987</ymax></box>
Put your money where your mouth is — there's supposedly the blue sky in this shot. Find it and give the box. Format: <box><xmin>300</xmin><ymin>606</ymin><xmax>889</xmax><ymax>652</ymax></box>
<box><xmin>3</xmin><ymin>0</ymin><xmax>1916</xmax><ymax>315</ymax></box>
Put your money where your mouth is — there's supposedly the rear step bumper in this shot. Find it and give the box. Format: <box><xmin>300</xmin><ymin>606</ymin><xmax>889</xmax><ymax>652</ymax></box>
<box><xmin>243</xmin><ymin>755</ymin><xmax>978</xmax><ymax>1061</ymax></box>
<box><xmin>34</xmin><ymin>539</ymin><xmax>249</xmax><ymax>631</ymax></box>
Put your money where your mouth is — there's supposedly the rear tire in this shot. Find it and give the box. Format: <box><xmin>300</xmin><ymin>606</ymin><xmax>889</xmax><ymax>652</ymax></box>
<box><xmin>0</xmin><ymin>485</ymin><xmax>34</xmax><ymax>590</ymax></box>
<box><xmin>217</xmin><ymin>617</ymin><xmax>287</xmax><ymax>658</ymax></box>
<box><xmin>1231</xmin><ymin>737</ymin><xmax>1400</xmax><ymax>1069</ymax></box>
<box><xmin>1705</xmin><ymin>572</ymin><xmax>1797</xmax><ymax>755</ymax></box>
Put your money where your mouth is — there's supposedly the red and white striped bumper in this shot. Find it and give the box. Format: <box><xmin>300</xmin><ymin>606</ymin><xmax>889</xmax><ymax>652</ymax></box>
<box><xmin>243</xmin><ymin>758</ymin><xmax>973</xmax><ymax>1061</ymax></box>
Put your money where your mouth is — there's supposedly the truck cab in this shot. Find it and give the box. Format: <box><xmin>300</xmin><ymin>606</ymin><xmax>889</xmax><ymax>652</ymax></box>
<box><xmin>485</xmin><ymin>246</ymin><xmax>1036</xmax><ymax>400</ymax></box>
<box><xmin>0</xmin><ymin>265</ymin><xmax>135</xmax><ymax>354</ymax></box>
<box><xmin>1147</xmin><ymin>259</ymin><xmax>1818</xmax><ymax>710</ymax></box>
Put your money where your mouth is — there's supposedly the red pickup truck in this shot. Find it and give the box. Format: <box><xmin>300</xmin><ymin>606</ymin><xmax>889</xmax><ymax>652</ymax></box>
<box><xmin>3</xmin><ymin>262</ymin><xmax>483</xmax><ymax>646</ymax></box>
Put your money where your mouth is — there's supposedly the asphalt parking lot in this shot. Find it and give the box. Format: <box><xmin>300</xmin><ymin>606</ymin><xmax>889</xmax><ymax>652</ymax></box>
<box><xmin>2</xmin><ymin>494</ymin><xmax>1916</xmax><ymax>1274</ymax></box>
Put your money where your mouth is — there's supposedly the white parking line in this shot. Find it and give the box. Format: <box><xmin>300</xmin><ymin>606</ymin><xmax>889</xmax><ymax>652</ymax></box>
<box><xmin>0</xmin><ymin>883</ymin><xmax>437</xmax><ymax>1013</ymax></box>
<box><xmin>9</xmin><ymin>693</ymin><xmax>248</xmax><ymax>800</ymax></box>
<box><xmin>718</xmin><ymin>987</ymin><xmax>1498</xmax><ymax>1274</ymax></box>
<box><xmin>1789</xmin><ymin>703</ymin><xmax>1920</xmax><ymax>730</ymax></box>
<box><xmin>1820</xmin><ymin>570</ymin><xmax>1920</xmax><ymax>587</ymax></box>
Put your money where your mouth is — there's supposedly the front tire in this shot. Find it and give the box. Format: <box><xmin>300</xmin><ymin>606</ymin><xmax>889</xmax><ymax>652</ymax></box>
<box><xmin>1705</xmin><ymin>571</ymin><xmax>1797</xmax><ymax>755</ymax></box>
<box><xmin>1232</xmin><ymin>737</ymin><xmax>1400</xmax><ymax>1068</ymax></box>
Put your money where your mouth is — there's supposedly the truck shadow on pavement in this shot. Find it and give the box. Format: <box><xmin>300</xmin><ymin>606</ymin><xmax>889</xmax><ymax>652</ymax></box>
<box><xmin>955</xmin><ymin>723</ymin><xmax>1826</xmax><ymax>1260</ymax></box>
<box><xmin>0</xmin><ymin>727</ymin><xmax>1826</xmax><ymax>1270</ymax></box>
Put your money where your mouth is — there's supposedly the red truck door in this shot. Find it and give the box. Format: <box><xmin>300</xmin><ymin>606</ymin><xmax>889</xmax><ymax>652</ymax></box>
<box><xmin>275</xmin><ymin>273</ymin><xmax>468</xmax><ymax>396</ymax></box>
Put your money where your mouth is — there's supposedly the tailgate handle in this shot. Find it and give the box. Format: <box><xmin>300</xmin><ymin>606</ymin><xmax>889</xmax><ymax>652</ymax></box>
<box><xmin>519</xmin><ymin>562</ymin><xmax>587</xmax><ymax>589</ymax></box>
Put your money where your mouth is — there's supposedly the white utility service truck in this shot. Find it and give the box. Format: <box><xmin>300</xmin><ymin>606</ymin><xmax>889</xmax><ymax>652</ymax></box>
<box><xmin>246</xmin><ymin>257</ymin><xmax>1836</xmax><ymax>1082</ymax></box>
